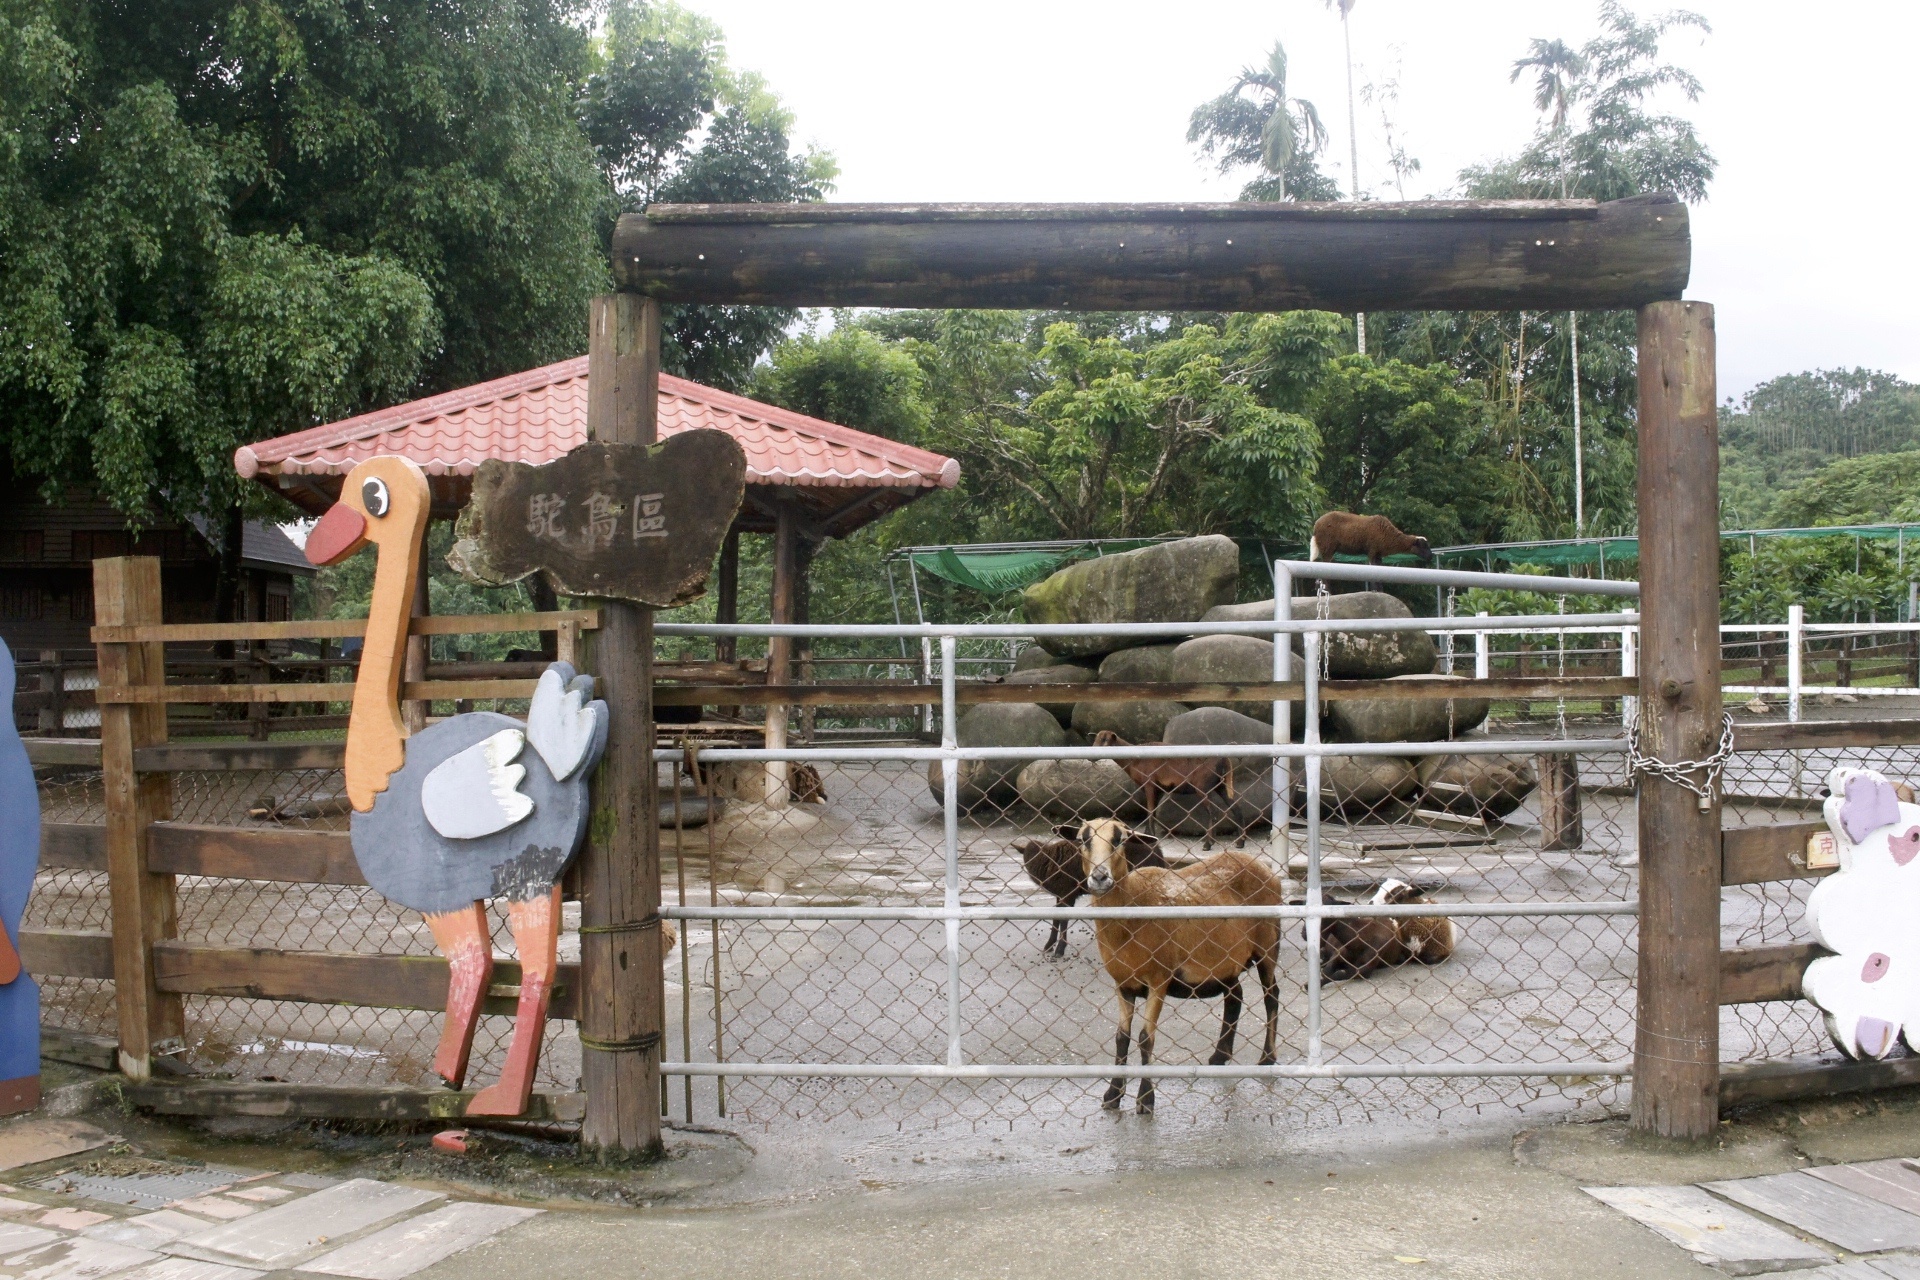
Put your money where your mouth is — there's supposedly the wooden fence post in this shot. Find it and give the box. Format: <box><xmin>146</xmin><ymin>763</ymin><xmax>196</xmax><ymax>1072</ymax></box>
<box><xmin>579</xmin><ymin>293</ymin><xmax>665</xmax><ymax>1158</ymax></box>
<box><xmin>93</xmin><ymin>557</ymin><xmax>183</xmax><ymax>1078</ymax></box>
<box><xmin>1632</xmin><ymin>300</ymin><xmax>1722</xmax><ymax>1140</ymax></box>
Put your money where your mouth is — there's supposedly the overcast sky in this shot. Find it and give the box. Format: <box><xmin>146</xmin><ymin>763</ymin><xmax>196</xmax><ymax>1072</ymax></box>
<box><xmin>676</xmin><ymin>0</ymin><xmax>1914</xmax><ymax>401</ymax></box>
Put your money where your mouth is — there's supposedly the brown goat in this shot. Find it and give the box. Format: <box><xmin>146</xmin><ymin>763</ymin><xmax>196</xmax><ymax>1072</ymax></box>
<box><xmin>1315</xmin><ymin>879</ymin><xmax>1455</xmax><ymax>980</ymax></box>
<box><xmin>1012</xmin><ymin>832</ymin><xmax>1169</xmax><ymax>959</ymax></box>
<box><xmin>1068</xmin><ymin>818</ymin><xmax>1285</xmax><ymax>1114</ymax></box>
<box><xmin>1310</xmin><ymin>511</ymin><xmax>1433</xmax><ymax>565</ymax></box>
<box><xmin>1092</xmin><ymin>730</ymin><xmax>1240</xmax><ymax>850</ymax></box>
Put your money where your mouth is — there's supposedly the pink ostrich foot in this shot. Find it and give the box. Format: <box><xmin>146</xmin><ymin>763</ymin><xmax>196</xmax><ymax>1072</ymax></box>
<box><xmin>469</xmin><ymin>885</ymin><xmax>561</xmax><ymax>1117</ymax></box>
<box><xmin>425</xmin><ymin>904</ymin><xmax>494</xmax><ymax>1089</ymax></box>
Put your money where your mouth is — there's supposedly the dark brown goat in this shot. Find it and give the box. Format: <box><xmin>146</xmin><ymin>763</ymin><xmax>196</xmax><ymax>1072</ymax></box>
<box><xmin>1310</xmin><ymin>511</ymin><xmax>1433</xmax><ymax>565</ymax></box>
<box><xmin>1012</xmin><ymin>832</ymin><xmax>1168</xmax><ymax>959</ymax></box>
<box><xmin>1314</xmin><ymin>879</ymin><xmax>1455</xmax><ymax>980</ymax></box>
<box><xmin>1091</xmin><ymin>730</ymin><xmax>1240</xmax><ymax>850</ymax></box>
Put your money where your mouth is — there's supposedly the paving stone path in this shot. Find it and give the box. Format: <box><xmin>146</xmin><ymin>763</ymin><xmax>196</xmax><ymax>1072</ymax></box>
<box><xmin>1592</xmin><ymin>1156</ymin><xmax>1920</xmax><ymax>1275</ymax></box>
<box><xmin>0</xmin><ymin>1120</ymin><xmax>535</xmax><ymax>1280</ymax></box>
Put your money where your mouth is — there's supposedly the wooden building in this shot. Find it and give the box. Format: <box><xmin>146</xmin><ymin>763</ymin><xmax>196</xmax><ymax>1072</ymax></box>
<box><xmin>0</xmin><ymin>480</ymin><xmax>312</xmax><ymax>655</ymax></box>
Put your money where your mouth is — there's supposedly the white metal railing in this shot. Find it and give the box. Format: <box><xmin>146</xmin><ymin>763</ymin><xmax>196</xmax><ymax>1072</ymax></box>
<box><xmin>652</xmin><ymin>558</ymin><xmax>1643</xmax><ymax>1090</ymax></box>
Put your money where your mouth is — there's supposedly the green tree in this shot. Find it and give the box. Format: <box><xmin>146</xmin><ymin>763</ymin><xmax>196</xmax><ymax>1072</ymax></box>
<box><xmin>750</xmin><ymin>326</ymin><xmax>930</xmax><ymax>443</ymax></box>
<box><xmin>1374</xmin><ymin>1</ymin><xmax>1715</xmax><ymax>542</ymax></box>
<box><xmin>1188</xmin><ymin>42</ymin><xmax>1340</xmax><ymax>202</ymax></box>
<box><xmin>1311</xmin><ymin>355</ymin><xmax>1503</xmax><ymax>546</ymax></box>
<box><xmin>3</xmin><ymin>0</ymin><xmax>612</xmax><ymax>613</ymax></box>
<box><xmin>1769</xmin><ymin>451</ymin><xmax>1920</xmax><ymax>528</ymax></box>
<box><xmin>584</xmin><ymin>1</ymin><xmax>837</xmax><ymax>390</ymax></box>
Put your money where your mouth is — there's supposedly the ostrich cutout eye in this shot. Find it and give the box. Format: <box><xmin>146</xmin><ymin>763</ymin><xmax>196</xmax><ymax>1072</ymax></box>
<box><xmin>362</xmin><ymin>477</ymin><xmax>391</xmax><ymax>517</ymax></box>
<box><xmin>1803</xmin><ymin>767</ymin><xmax>1920</xmax><ymax>1060</ymax></box>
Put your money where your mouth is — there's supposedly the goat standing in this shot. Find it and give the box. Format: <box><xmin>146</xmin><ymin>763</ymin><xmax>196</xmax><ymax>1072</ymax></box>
<box><xmin>1012</xmin><ymin>833</ymin><xmax>1168</xmax><ymax>959</ymax></box>
<box><xmin>1309</xmin><ymin>512</ymin><xmax>1433</xmax><ymax>565</ymax></box>
<box><xmin>1069</xmin><ymin>818</ymin><xmax>1285</xmax><ymax>1114</ymax></box>
<box><xmin>1091</xmin><ymin>730</ymin><xmax>1240</xmax><ymax>850</ymax></box>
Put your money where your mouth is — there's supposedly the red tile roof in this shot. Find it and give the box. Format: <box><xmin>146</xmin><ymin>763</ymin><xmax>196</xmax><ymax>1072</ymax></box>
<box><xmin>234</xmin><ymin>357</ymin><xmax>959</xmax><ymax>492</ymax></box>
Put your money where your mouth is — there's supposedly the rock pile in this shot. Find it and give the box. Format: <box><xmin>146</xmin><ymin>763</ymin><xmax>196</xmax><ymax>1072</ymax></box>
<box><xmin>932</xmin><ymin>536</ymin><xmax>1536</xmax><ymax>823</ymax></box>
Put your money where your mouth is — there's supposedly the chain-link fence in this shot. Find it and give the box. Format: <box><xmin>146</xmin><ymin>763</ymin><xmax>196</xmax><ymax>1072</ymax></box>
<box><xmin>33</xmin><ymin>565</ymin><xmax>1915</xmax><ymax>1135</ymax></box>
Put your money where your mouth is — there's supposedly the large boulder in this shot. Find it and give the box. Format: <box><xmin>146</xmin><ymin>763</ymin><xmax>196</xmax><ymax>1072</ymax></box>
<box><xmin>1205</xmin><ymin>591</ymin><xmax>1437</xmax><ymax>678</ymax></box>
<box><xmin>1415</xmin><ymin>751</ymin><xmax>1537</xmax><ymax>819</ymax></box>
<box><xmin>1309</xmin><ymin>755</ymin><xmax>1421</xmax><ymax>812</ymax></box>
<box><xmin>1142</xmin><ymin>707</ymin><xmax>1276</xmax><ymax>841</ymax></box>
<box><xmin>1326</xmin><ymin>675</ymin><xmax>1490</xmax><ymax>744</ymax></box>
<box><xmin>1013</xmin><ymin>645</ymin><xmax>1066</xmax><ymax>672</ymax></box>
<box><xmin>1022</xmin><ymin>535</ymin><xmax>1240</xmax><ymax>658</ymax></box>
<box><xmin>927</xmin><ymin>702</ymin><xmax>1067</xmax><ymax>810</ymax></box>
<box><xmin>1167</xmin><ymin>634</ymin><xmax>1303</xmax><ymax>735</ymax></box>
<box><xmin>1096</xmin><ymin>643</ymin><xmax>1182</xmax><ymax>684</ymax></box>
<box><xmin>1003</xmin><ymin>664</ymin><xmax>1095</xmax><ymax>727</ymax></box>
<box><xmin>1016</xmin><ymin>758</ymin><xmax>1144</xmax><ymax>820</ymax></box>
<box><xmin>1071</xmin><ymin>699</ymin><xmax>1189</xmax><ymax>744</ymax></box>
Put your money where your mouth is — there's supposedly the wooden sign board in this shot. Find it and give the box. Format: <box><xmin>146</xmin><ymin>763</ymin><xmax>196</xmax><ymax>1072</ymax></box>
<box><xmin>448</xmin><ymin>434</ymin><xmax>746</xmax><ymax>607</ymax></box>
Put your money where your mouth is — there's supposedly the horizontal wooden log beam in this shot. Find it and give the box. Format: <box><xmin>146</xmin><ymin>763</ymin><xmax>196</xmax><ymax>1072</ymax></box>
<box><xmin>150</xmin><ymin>941</ymin><xmax>578</xmax><ymax>1018</ymax></box>
<box><xmin>646</xmin><ymin>199</ymin><xmax>1607</xmax><ymax>224</ymax></box>
<box><xmin>149</xmin><ymin>824</ymin><xmax>364</xmax><ymax>886</ymax></box>
<box><xmin>24</xmin><ymin>739</ymin><xmax>102</xmax><ymax>768</ymax></box>
<box><xmin>41</xmin><ymin>1028</ymin><xmax>117</xmax><ymax>1072</ymax></box>
<box><xmin>94</xmin><ymin>679</ymin><xmax>537</xmax><ymax>705</ymax></box>
<box><xmin>41</xmin><ymin>823</ymin><xmax>107</xmax><ymax>872</ymax></box>
<box><xmin>1719</xmin><ymin>1056</ymin><xmax>1920</xmax><ymax>1109</ymax></box>
<box><xmin>1722</xmin><ymin>822</ymin><xmax>1833</xmax><ymax>886</ymax></box>
<box><xmin>614</xmin><ymin>195</ymin><xmax>1688</xmax><ymax>312</ymax></box>
<box><xmin>1734</xmin><ymin>719</ymin><xmax>1920</xmax><ymax>751</ymax></box>
<box><xmin>123</xmin><ymin>1080</ymin><xmax>585</xmax><ymax>1123</ymax></box>
<box><xmin>133</xmin><ymin>741</ymin><xmax>346</xmax><ymax>772</ymax></box>
<box><xmin>1720</xmin><ymin>942</ymin><xmax>1822</xmax><ymax>1005</ymax></box>
<box><xmin>651</xmin><ymin>676</ymin><xmax>1638</xmax><ymax>708</ymax></box>
<box><xmin>21</xmin><ymin>929</ymin><xmax>114</xmax><ymax>980</ymax></box>
<box><xmin>89</xmin><ymin>609</ymin><xmax>600</xmax><ymax>645</ymax></box>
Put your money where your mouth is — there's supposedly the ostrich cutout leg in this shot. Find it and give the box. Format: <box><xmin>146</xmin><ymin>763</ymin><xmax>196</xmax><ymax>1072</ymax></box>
<box><xmin>426</xmin><ymin>905</ymin><xmax>494</xmax><ymax>1088</ymax></box>
<box><xmin>469</xmin><ymin>884</ymin><xmax>562</xmax><ymax>1116</ymax></box>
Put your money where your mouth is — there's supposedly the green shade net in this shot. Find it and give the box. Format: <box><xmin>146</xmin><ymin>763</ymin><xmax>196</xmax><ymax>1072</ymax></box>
<box><xmin>909</xmin><ymin>539</ymin><xmax>1170</xmax><ymax>594</ymax></box>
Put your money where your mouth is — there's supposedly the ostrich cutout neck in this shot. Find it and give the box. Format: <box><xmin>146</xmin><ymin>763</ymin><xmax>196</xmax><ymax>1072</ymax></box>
<box><xmin>325</xmin><ymin>458</ymin><xmax>429</xmax><ymax>812</ymax></box>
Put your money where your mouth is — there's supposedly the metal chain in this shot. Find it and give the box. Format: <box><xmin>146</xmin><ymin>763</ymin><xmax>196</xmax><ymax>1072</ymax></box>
<box><xmin>1315</xmin><ymin>580</ymin><xmax>1333</xmax><ymax>681</ymax></box>
<box><xmin>1627</xmin><ymin>711</ymin><xmax>1736</xmax><ymax>812</ymax></box>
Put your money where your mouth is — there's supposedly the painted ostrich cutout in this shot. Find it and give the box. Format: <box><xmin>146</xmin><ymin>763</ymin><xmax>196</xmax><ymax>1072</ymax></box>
<box><xmin>306</xmin><ymin>456</ymin><xmax>607</xmax><ymax>1116</ymax></box>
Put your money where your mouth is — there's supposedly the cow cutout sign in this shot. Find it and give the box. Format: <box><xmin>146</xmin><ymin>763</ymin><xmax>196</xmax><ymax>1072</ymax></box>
<box><xmin>1802</xmin><ymin>766</ymin><xmax>1920</xmax><ymax>1059</ymax></box>
<box><xmin>449</xmin><ymin>433</ymin><xmax>747</xmax><ymax>607</ymax></box>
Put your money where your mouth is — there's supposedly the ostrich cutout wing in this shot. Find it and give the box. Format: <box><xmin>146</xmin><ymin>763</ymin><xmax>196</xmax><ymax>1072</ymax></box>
<box><xmin>1802</xmin><ymin>767</ymin><xmax>1920</xmax><ymax>1059</ymax></box>
<box><xmin>418</xmin><ymin>668</ymin><xmax>607</xmax><ymax>840</ymax></box>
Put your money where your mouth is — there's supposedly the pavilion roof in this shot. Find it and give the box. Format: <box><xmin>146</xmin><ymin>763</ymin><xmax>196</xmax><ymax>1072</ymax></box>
<box><xmin>235</xmin><ymin>356</ymin><xmax>958</xmax><ymax>536</ymax></box>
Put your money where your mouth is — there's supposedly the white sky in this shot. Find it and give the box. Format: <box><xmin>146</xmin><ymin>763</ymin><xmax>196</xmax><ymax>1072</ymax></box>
<box><xmin>679</xmin><ymin>0</ymin><xmax>1917</xmax><ymax>401</ymax></box>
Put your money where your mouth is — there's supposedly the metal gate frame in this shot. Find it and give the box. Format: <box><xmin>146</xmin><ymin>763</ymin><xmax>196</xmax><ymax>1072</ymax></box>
<box><xmin>656</xmin><ymin>558</ymin><xmax>1643</xmax><ymax>1088</ymax></box>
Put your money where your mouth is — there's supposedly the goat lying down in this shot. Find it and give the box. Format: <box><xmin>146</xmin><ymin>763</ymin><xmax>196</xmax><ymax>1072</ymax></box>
<box><xmin>1311</xmin><ymin>879</ymin><xmax>1455</xmax><ymax>981</ymax></box>
<box><xmin>1065</xmin><ymin>818</ymin><xmax>1285</xmax><ymax>1114</ymax></box>
<box><xmin>1011</xmin><ymin>831</ymin><xmax>1169</xmax><ymax>959</ymax></box>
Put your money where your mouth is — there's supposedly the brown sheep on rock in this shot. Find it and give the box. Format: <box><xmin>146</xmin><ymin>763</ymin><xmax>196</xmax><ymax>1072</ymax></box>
<box><xmin>1310</xmin><ymin>512</ymin><xmax>1432</xmax><ymax>565</ymax></box>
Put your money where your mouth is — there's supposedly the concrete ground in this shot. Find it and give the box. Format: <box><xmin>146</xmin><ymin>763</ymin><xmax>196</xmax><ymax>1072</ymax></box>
<box><xmin>420</xmin><ymin>1089</ymin><xmax>1920</xmax><ymax>1280</ymax></box>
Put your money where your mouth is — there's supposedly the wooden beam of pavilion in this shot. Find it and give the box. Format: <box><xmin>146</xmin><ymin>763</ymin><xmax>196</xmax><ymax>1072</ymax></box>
<box><xmin>613</xmin><ymin>196</ymin><xmax>1689</xmax><ymax>313</ymax></box>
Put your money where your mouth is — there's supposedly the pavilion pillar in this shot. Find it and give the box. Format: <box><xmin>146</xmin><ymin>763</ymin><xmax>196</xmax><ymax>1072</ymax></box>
<box><xmin>764</xmin><ymin>498</ymin><xmax>798</xmax><ymax>807</ymax></box>
<box><xmin>715</xmin><ymin>529</ymin><xmax>739</xmax><ymax>665</ymax></box>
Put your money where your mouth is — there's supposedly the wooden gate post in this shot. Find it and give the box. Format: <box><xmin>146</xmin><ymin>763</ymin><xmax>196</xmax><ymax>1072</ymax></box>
<box><xmin>1632</xmin><ymin>300</ymin><xmax>1722</xmax><ymax>1139</ymax></box>
<box><xmin>579</xmin><ymin>293</ymin><xmax>665</xmax><ymax>1157</ymax></box>
<box><xmin>93</xmin><ymin>556</ymin><xmax>183</xmax><ymax>1079</ymax></box>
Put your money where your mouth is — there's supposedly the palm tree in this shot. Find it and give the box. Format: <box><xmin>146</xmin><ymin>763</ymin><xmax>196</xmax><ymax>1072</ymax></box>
<box><xmin>1512</xmin><ymin>38</ymin><xmax>1590</xmax><ymax>537</ymax></box>
<box><xmin>1325</xmin><ymin>0</ymin><xmax>1365</xmax><ymax>353</ymax></box>
<box><xmin>1188</xmin><ymin>42</ymin><xmax>1329</xmax><ymax>203</ymax></box>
